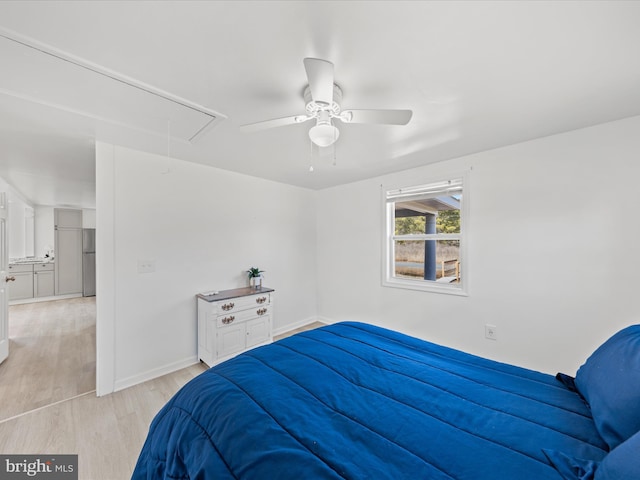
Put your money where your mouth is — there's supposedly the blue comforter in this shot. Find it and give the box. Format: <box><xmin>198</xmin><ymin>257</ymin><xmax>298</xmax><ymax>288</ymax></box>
<box><xmin>132</xmin><ymin>322</ymin><xmax>607</xmax><ymax>479</ymax></box>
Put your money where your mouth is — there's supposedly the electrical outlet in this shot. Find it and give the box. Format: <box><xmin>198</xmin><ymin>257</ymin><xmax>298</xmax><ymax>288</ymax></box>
<box><xmin>137</xmin><ymin>260</ymin><xmax>156</xmax><ymax>274</ymax></box>
<box><xmin>485</xmin><ymin>324</ymin><xmax>498</xmax><ymax>340</ymax></box>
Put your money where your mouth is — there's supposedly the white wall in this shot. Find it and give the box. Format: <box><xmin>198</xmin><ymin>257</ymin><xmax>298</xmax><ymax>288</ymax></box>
<box><xmin>24</xmin><ymin>206</ymin><xmax>34</xmax><ymax>256</ymax></box>
<box><xmin>7</xmin><ymin>201</ymin><xmax>26</xmax><ymax>259</ymax></box>
<box><xmin>1</xmin><ymin>186</ymin><xmax>34</xmax><ymax>259</ymax></box>
<box><xmin>34</xmin><ymin>206</ymin><xmax>55</xmax><ymax>257</ymax></box>
<box><xmin>82</xmin><ymin>208</ymin><xmax>96</xmax><ymax>228</ymax></box>
<box><xmin>316</xmin><ymin>115</ymin><xmax>640</xmax><ymax>376</ymax></box>
<box><xmin>96</xmin><ymin>142</ymin><xmax>318</xmax><ymax>394</ymax></box>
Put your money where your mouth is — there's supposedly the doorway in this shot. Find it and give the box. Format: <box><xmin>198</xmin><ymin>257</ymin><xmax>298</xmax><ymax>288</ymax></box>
<box><xmin>0</xmin><ymin>296</ymin><xmax>96</xmax><ymax>421</ymax></box>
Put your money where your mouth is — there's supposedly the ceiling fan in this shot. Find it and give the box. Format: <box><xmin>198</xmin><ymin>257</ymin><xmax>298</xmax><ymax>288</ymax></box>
<box><xmin>240</xmin><ymin>58</ymin><xmax>413</xmax><ymax>147</ymax></box>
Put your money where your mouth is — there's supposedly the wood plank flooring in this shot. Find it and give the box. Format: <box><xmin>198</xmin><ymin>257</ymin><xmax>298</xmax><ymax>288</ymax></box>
<box><xmin>0</xmin><ymin>318</ymin><xmax>325</xmax><ymax>479</ymax></box>
<box><xmin>274</xmin><ymin>321</ymin><xmax>325</xmax><ymax>341</ymax></box>
<box><xmin>0</xmin><ymin>297</ymin><xmax>96</xmax><ymax>421</ymax></box>
<box><xmin>0</xmin><ymin>363</ymin><xmax>207</xmax><ymax>479</ymax></box>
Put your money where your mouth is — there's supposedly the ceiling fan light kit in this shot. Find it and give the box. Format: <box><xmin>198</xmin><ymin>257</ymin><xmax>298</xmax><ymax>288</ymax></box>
<box><xmin>239</xmin><ymin>57</ymin><xmax>412</xmax><ymax>150</ymax></box>
<box><xmin>308</xmin><ymin>111</ymin><xmax>340</xmax><ymax>147</ymax></box>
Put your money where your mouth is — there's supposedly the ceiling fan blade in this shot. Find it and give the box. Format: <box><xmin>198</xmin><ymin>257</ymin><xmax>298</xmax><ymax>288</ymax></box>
<box><xmin>303</xmin><ymin>58</ymin><xmax>334</xmax><ymax>106</ymax></box>
<box><xmin>341</xmin><ymin>109</ymin><xmax>413</xmax><ymax>125</ymax></box>
<box><xmin>239</xmin><ymin>114</ymin><xmax>311</xmax><ymax>133</ymax></box>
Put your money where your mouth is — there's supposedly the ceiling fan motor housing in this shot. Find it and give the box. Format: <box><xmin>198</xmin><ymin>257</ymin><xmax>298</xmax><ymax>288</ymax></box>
<box><xmin>304</xmin><ymin>84</ymin><xmax>343</xmax><ymax>117</ymax></box>
<box><xmin>303</xmin><ymin>83</ymin><xmax>343</xmax><ymax>147</ymax></box>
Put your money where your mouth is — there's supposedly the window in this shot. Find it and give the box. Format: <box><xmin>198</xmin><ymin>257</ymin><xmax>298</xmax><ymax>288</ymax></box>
<box><xmin>383</xmin><ymin>175</ymin><xmax>467</xmax><ymax>295</ymax></box>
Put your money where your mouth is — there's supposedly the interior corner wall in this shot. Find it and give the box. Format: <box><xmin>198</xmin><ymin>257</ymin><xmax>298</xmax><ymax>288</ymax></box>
<box><xmin>7</xmin><ymin>199</ymin><xmax>27</xmax><ymax>259</ymax></box>
<box><xmin>95</xmin><ymin>142</ymin><xmax>317</xmax><ymax>394</ymax></box>
<box><xmin>316</xmin><ymin>115</ymin><xmax>640</xmax><ymax>376</ymax></box>
<box><xmin>0</xmin><ymin>178</ymin><xmax>38</xmax><ymax>258</ymax></box>
<box><xmin>82</xmin><ymin>208</ymin><xmax>96</xmax><ymax>228</ymax></box>
<box><xmin>95</xmin><ymin>141</ymin><xmax>116</xmax><ymax>396</ymax></box>
<box><xmin>34</xmin><ymin>206</ymin><xmax>55</xmax><ymax>257</ymax></box>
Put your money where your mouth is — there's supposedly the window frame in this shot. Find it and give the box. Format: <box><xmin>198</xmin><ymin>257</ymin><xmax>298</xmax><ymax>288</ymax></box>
<box><xmin>381</xmin><ymin>171</ymin><xmax>469</xmax><ymax>296</ymax></box>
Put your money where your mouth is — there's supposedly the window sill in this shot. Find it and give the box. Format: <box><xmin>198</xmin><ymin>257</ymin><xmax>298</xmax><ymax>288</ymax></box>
<box><xmin>382</xmin><ymin>277</ymin><xmax>468</xmax><ymax>296</ymax></box>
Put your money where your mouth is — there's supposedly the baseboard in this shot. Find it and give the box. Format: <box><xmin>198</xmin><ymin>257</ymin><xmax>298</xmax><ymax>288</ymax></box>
<box><xmin>272</xmin><ymin>317</ymin><xmax>325</xmax><ymax>337</ymax></box>
<box><xmin>113</xmin><ymin>355</ymin><xmax>199</xmax><ymax>393</ymax></box>
<box><xmin>315</xmin><ymin>316</ymin><xmax>337</xmax><ymax>325</ymax></box>
<box><xmin>9</xmin><ymin>293</ymin><xmax>84</xmax><ymax>306</ymax></box>
<box><xmin>113</xmin><ymin>318</ymin><xmax>337</xmax><ymax>391</ymax></box>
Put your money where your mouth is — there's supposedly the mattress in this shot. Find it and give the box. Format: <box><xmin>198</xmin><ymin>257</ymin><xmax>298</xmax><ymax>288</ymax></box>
<box><xmin>132</xmin><ymin>322</ymin><xmax>608</xmax><ymax>479</ymax></box>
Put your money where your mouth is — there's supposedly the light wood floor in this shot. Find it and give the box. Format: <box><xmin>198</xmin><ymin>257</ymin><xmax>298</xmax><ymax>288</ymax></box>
<box><xmin>0</xmin><ymin>363</ymin><xmax>207</xmax><ymax>478</ymax></box>
<box><xmin>0</xmin><ymin>297</ymin><xmax>96</xmax><ymax>421</ymax></box>
<box><xmin>274</xmin><ymin>321</ymin><xmax>325</xmax><ymax>340</ymax></box>
<box><xmin>0</xmin><ymin>320</ymin><xmax>325</xmax><ymax>479</ymax></box>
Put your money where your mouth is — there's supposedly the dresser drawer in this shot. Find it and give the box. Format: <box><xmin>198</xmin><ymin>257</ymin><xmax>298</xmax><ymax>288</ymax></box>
<box><xmin>217</xmin><ymin>304</ymin><xmax>271</xmax><ymax>328</ymax></box>
<box><xmin>216</xmin><ymin>292</ymin><xmax>271</xmax><ymax>314</ymax></box>
<box><xmin>34</xmin><ymin>263</ymin><xmax>54</xmax><ymax>272</ymax></box>
<box><xmin>8</xmin><ymin>264</ymin><xmax>34</xmax><ymax>273</ymax></box>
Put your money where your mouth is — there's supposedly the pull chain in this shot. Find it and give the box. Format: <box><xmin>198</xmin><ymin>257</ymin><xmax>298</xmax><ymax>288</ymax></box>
<box><xmin>333</xmin><ymin>141</ymin><xmax>337</xmax><ymax>167</ymax></box>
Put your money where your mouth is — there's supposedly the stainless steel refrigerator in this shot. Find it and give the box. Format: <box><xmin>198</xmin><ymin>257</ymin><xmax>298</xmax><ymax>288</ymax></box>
<box><xmin>82</xmin><ymin>228</ymin><xmax>96</xmax><ymax>297</ymax></box>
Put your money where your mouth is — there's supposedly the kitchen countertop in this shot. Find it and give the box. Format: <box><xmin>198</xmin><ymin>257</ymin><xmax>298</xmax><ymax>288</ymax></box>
<box><xmin>9</xmin><ymin>257</ymin><xmax>55</xmax><ymax>265</ymax></box>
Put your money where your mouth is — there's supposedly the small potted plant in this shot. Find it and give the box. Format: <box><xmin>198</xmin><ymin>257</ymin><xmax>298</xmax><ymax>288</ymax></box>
<box><xmin>247</xmin><ymin>267</ymin><xmax>264</xmax><ymax>289</ymax></box>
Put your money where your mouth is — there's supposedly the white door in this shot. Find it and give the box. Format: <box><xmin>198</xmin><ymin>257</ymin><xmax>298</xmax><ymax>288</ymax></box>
<box><xmin>0</xmin><ymin>192</ymin><xmax>10</xmax><ymax>364</ymax></box>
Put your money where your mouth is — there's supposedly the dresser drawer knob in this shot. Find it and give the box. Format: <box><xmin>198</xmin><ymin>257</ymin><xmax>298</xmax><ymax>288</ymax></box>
<box><xmin>221</xmin><ymin>302</ymin><xmax>235</xmax><ymax>311</ymax></box>
<box><xmin>256</xmin><ymin>296</ymin><xmax>267</xmax><ymax>304</ymax></box>
<box><xmin>221</xmin><ymin>316</ymin><xmax>235</xmax><ymax>324</ymax></box>
<box><xmin>256</xmin><ymin>308</ymin><xmax>267</xmax><ymax>316</ymax></box>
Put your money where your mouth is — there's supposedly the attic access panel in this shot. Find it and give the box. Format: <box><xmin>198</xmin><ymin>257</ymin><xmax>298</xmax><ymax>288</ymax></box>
<box><xmin>0</xmin><ymin>30</ymin><xmax>224</xmax><ymax>143</ymax></box>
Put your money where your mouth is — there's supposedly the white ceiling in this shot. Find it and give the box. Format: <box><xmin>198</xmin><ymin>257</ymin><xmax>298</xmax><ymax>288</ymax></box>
<box><xmin>0</xmin><ymin>1</ymin><xmax>639</xmax><ymax>209</ymax></box>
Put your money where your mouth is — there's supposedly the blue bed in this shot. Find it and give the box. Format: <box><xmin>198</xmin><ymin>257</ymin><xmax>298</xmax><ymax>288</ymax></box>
<box><xmin>132</xmin><ymin>322</ymin><xmax>640</xmax><ymax>479</ymax></box>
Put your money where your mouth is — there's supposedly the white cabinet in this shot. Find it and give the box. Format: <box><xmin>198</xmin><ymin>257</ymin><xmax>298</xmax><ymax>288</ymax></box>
<box><xmin>8</xmin><ymin>264</ymin><xmax>34</xmax><ymax>301</ymax></box>
<box><xmin>54</xmin><ymin>208</ymin><xmax>83</xmax><ymax>295</ymax></box>
<box><xmin>197</xmin><ymin>287</ymin><xmax>274</xmax><ymax>366</ymax></box>
<box><xmin>8</xmin><ymin>262</ymin><xmax>56</xmax><ymax>302</ymax></box>
<box><xmin>54</xmin><ymin>208</ymin><xmax>83</xmax><ymax>228</ymax></box>
<box><xmin>34</xmin><ymin>263</ymin><xmax>55</xmax><ymax>297</ymax></box>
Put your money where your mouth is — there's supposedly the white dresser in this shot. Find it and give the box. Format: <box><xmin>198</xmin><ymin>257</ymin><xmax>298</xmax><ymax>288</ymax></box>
<box><xmin>196</xmin><ymin>286</ymin><xmax>274</xmax><ymax>366</ymax></box>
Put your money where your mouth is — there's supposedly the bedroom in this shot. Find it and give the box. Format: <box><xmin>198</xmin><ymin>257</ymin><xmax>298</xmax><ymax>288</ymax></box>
<box><xmin>0</xmin><ymin>1</ymin><xmax>639</xmax><ymax>479</ymax></box>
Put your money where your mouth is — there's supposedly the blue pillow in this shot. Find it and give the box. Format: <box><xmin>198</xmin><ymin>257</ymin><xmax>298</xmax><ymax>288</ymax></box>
<box><xmin>594</xmin><ymin>429</ymin><xmax>640</xmax><ymax>480</ymax></box>
<box><xmin>574</xmin><ymin>325</ymin><xmax>640</xmax><ymax>449</ymax></box>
